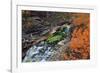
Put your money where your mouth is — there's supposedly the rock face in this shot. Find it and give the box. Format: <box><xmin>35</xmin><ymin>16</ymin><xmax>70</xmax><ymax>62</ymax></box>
<box><xmin>23</xmin><ymin>24</ymin><xmax>71</xmax><ymax>62</ymax></box>
<box><xmin>22</xmin><ymin>11</ymin><xmax>90</xmax><ymax>62</ymax></box>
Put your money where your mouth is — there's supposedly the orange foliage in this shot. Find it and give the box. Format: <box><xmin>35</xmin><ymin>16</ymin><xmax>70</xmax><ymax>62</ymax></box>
<box><xmin>63</xmin><ymin>53</ymin><xmax>68</xmax><ymax>60</ymax></box>
<box><xmin>72</xmin><ymin>13</ymin><xmax>90</xmax><ymax>25</ymax></box>
<box><xmin>69</xmin><ymin>13</ymin><xmax>90</xmax><ymax>59</ymax></box>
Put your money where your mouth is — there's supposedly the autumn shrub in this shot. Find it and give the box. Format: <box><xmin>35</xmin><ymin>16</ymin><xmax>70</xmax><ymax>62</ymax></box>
<box><xmin>67</xmin><ymin>13</ymin><xmax>90</xmax><ymax>59</ymax></box>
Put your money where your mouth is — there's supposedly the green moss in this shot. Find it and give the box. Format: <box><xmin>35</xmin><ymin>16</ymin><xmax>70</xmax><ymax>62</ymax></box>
<box><xmin>47</xmin><ymin>35</ymin><xmax>62</xmax><ymax>44</ymax></box>
<box><xmin>46</xmin><ymin>26</ymin><xmax>69</xmax><ymax>45</ymax></box>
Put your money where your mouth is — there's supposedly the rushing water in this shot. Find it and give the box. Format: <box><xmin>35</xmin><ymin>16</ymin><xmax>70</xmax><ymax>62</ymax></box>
<box><xmin>23</xmin><ymin>41</ymin><xmax>56</xmax><ymax>62</ymax></box>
